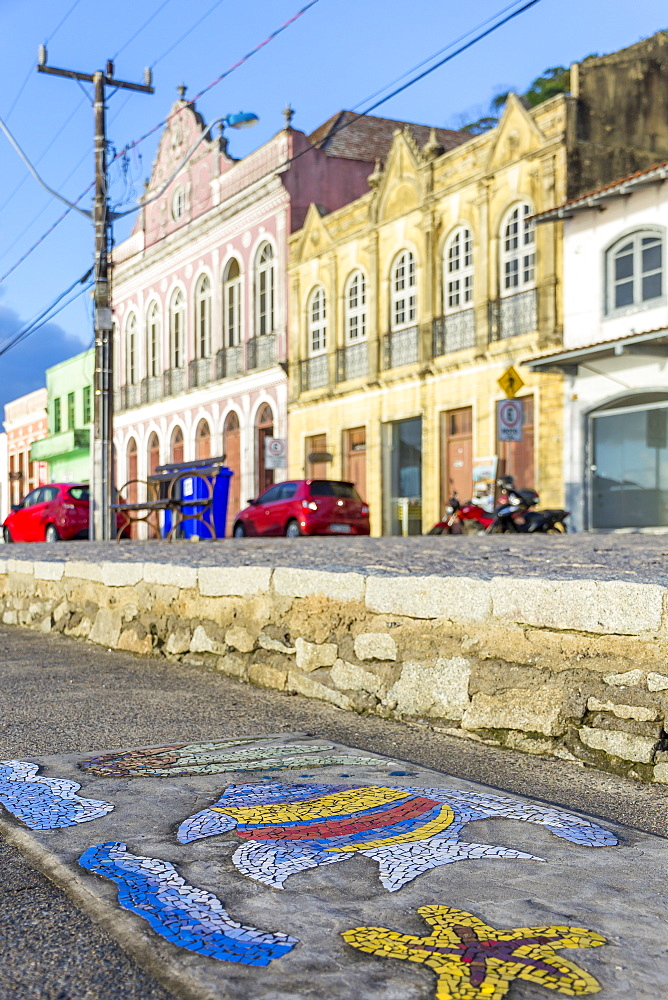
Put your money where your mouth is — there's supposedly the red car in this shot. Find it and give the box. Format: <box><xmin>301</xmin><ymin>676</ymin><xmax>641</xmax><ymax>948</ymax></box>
<box><xmin>2</xmin><ymin>483</ymin><xmax>118</xmax><ymax>543</ymax></box>
<box><xmin>232</xmin><ymin>480</ymin><xmax>370</xmax><ymax>538</ymax></box>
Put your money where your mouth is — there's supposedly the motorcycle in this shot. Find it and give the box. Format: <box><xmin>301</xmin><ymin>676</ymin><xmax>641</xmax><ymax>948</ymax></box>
<box><xmin>427</xmin><ymin>493</ymin><xmax>494</xmax><ymax>535</ymax></box>
<box><xmin>486</xmin><ymin>479</ymin><xmax>569</xmax><ymax>533</ymax></box>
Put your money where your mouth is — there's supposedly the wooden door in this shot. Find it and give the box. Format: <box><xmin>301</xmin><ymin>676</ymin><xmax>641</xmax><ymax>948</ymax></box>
<box><xmin>305</xmin><ymin>434</ymin><xmax>328</xmax><ymax>479</ymax></box>
<box><xmin>441</xmin><ymin>407</ymin><xmax>473</xmax><ymax>509</ymax></box>
<box><xmin>224</xmin><ymin>412</ymin><xmax>241</xmax><ymax>537</ymax></box>
<box><xmin>256</xmin><ymin>404</ymin><xmax>275</xmax><ymax>494</ymax></box>
<box><xmin>344</xmin><ymin>427</ymin><xmax>367</xmax><ymax>499</ymax></box>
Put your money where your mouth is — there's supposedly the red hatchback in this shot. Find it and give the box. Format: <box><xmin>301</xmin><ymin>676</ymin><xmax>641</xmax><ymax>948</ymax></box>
<box><xmin>232</xmin><ymin>480</ymin><xmax>370</xmax><ymax>538</ymax></box>
<box><xmin>4</xmin><ymin>483</ymin><xmax>93</xmax><ymax>543</ymax></box>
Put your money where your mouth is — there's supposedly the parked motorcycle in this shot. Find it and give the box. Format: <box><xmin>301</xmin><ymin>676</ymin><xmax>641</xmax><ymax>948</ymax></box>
<box><xmin>486</xmin><ymin>478</ymin><xmax>569</xmax><ymax>533</ymax></box>
<box><xmin>427</xmin><ymin>493</ymin><xmax>494</xmax><ymax>535</ymax></box>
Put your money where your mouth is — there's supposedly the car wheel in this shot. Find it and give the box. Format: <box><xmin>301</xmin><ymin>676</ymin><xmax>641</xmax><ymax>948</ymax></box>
<box><xmin>3</xmin><ymin>526</ymin><xmax>13</xmax><ymax>544</ymax></box>
<box><xmin>232</xmin><ymin>523</ymin><xmax>246</xmax><ymax>538</ymax></box>
<box><xmin>45</xmin><ymin>524</ymin><xmax>60</xmax><ymax>543</ymax></box>
<box><xmin>285</xmin><ymin>519</ymin><xmax>302</xmax><ymax>538</ymax></box>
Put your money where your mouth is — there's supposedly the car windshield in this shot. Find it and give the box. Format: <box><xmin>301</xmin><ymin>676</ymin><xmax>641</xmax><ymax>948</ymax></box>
<box><xmin>310</xmin><ymin>481</ymin><xmax>360</xmax><ymax>499</ymax></box>
<box><xmin>68</xmin><ymin>486</ymin><xmax>90</xmax><ymax>501</ymax></box>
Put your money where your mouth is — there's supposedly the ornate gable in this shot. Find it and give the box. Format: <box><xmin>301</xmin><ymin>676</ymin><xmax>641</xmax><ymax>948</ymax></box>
<box><xmin>293</xmin><ymin>203</ymin><xmax>333</xmax><ymax>263</ymax></box>
<box><xmin>374</xmin><ymin>129</ymin><xmax>424</xmax><ymax>222</ymax></box>
<box><xmin>145</xmin><ymin>97</ymin><xmax>217</xmax><ymax>195</ymax></box>
<box><xmin>485</xmin><ymin>93</ymin><xmax>547</xmax><ymax>172</ymax></box>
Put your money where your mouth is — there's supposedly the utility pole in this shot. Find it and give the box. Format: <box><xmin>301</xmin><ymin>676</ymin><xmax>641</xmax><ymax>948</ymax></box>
<box><xmin>37</xmin><ymin>52</ymin><xmax>153</xmax><ymax>539</ymax></box>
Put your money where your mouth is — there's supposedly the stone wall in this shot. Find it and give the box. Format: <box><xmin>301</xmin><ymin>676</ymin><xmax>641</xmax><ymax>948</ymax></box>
<box><xmin>2</xmin><ymin>555</ymin><xmax>668</xmax><ymax>784</ymax></box>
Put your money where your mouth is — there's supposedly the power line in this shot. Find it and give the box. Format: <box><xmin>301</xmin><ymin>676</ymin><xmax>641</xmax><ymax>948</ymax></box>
<box><xmin>0</xmin><ymin>269</ymin><xmax>93</xmax><ymax>359</ymax></box>
<box><xmin>113</xmin><ymin>0</ymin><xmax>176</xmax><ymax>60</ymax></box>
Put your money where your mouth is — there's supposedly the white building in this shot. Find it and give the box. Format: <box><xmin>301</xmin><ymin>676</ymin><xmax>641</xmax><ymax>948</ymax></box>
<box><xmin>529</xmin><ymin>162</ymin><xmax>668</xmax><ymax>531</ymax></box>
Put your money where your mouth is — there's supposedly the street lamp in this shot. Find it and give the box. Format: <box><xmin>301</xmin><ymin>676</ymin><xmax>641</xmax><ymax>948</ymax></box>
<box><xmin>225</xmin><ymin>112</ymin><xmax>259</xmax><ymax>129</ymax></box>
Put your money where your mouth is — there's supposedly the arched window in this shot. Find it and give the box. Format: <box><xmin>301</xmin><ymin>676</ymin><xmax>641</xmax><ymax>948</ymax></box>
<box><xmin>146</xmin><ymin>301</ymin><xmax>161</xmax><ymax>377</ymax></box>
<box><xmin>125</xmin><ymin>313</ymin><xmax>138</xmax><ymax>385</ymax></box>
<box><xmin>169</xmin><ymin>288</ymin><xmax>185</xmax><ymax>368</ymax></box>
<box><xmin>195</xmin><ymin>418</ymin><xmax>211</xmax><ymax>460</ymax></box>
<box><xmin>256</xmin><ymin>403</ymin><xmax>274</xmax><ymax>493</ymax></box>
<box><xmin>606</xmin><ymin>230</ymin><xmax>663</xmax><ymax>315</ymax></box>
<box><xmin>345</xmin><ymin>270</ymin><xmax>367</xmax><ymax>341</ymax></box>
<box><xmin>444</xmin><ymin>228</ymin><xmax>474</xmax><ymax>312</ymax></box>
<box><xmin>194</xmin><ymin>274</ymin><xmax>211</xmax><ymax>358</ymax></box>
<box><xmin>255</xmin><ymin>242</ymin><xmax>275</xmax><ymax>336</ymax></box>
<box><xmin>308</xmin><ymin>286</ymin><xmax>327</xmax><ymax>354</ymax></box>
<box><xmin>391</xmin><ymin>250</ymin><xmax>417</xmax><ymax>329</ymax></box>
<box><xmin>223</xmin><ymin>258</ymin><xmax>242</xmax><ymax>347</ymax></box>
<box><xmin>501</xmin><ymin>203</ymin><xmax>535</xmax><ymax>294</ymax></box>
<box><xmin>170</xmin><ymin>426</ymin><xmax>184</xmax><ymax>464</ymax></box>
<box><xmin>147</xmin><ymin>432</ymin><xmax>160</xmax><ymax>477</ymax></box>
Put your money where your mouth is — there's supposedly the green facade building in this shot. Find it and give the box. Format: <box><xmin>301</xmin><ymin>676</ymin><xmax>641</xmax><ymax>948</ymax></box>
<box><xmin>32</xmin><ymin>349</ymin><xmax>93</xmax><ymax>482</ymax></box>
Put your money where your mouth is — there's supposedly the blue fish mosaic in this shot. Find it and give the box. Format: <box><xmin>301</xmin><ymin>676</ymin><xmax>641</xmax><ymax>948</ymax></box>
<box><xmin>0</xmin><ymin>760</ymin><xmax>113</xmax><ymax>829</ymax></box>
<box><xmin>178</xmin><ymin>782</ymin><xmax>618</xmax><ymax>891</ymax></box>
<box><xmin>79</xmin><ymin>842</ymin><xmax>298</xmax><ymax>966</ymax></box>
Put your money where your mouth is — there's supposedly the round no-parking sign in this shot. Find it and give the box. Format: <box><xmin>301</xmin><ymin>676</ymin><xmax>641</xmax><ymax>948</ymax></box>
<box><xmin>498</xmin><ymin>399</ymin><xmax>523</xmax><ymax>442</ymax></box>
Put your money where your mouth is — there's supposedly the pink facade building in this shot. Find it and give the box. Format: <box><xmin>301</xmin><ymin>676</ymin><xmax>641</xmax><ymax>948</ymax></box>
<box><xmin>112</xmin><ymin>93</ymin><xmax>466</xmax><ymax>532</ymax></box>
<box><xmin>3</xmin><ymin>388</ymin><xmax>48</xmax><ymax>511</ymax></box>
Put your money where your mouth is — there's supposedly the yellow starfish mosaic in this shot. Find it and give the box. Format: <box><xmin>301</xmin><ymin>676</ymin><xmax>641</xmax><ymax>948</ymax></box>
<box><xmin>342</xmin><ymin>905</ymin><xmax>606</xmax><ymax>999</ymax></box>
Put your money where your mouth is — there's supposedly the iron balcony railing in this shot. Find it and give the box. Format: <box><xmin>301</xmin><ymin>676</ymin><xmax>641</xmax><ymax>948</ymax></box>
<box><xmin>300</xmin><ymin>354</ymin><xmax>329</xmax><ymax>392</ymax></box>
<box><xmin>140</xmin><ymin>375</ymin><xmax>163</xmax><ymax>404</ymax></box>
<box><xmin>163</xmin><ymin>366</ymin><xmax>186</xmax><ymax>396</ymax></box>
<box><xmin>188</xmin><ymin>356</ymin><xmax>216</xmax><ymax>389</ymax></box>
<box><xmin>433</xmin><ymin>310</ymin><xmax>476</xmax><ymax>356</ymax></box>
<box><xmin>215</xmin><ymin>345</ymin><xmax>244</xmax><ymax>380</ymax></box>
<box><xmin>247</xmin><ymin>333</ymin><xmax>276</xmax><ymax>371</ymax></box>
<box><xmin>489</xmin><ymin>288</ymin><xmax>537</xmax><ymax>341</ymax></box>
<box><xmin>382</xmin><ymin>325</ymin><xmax>419</xmax><ymax>369</ymax></box>
<box><xmin>118</xmin><ymin>383</ymin><xmax>141</xmax><ymax>410</ymax></box>
<box><xmin>336</xmin><ymin>341</ymin><xmax>369</xmax><ymax>382</ymax></box>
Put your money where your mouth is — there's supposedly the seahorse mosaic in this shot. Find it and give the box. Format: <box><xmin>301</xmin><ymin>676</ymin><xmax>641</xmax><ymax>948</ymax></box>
<box><xmin>343</xmin><ymin>904</ymin><xmax>606</xmax><ymax>999</ymax></box>
<box><xmin>79</xmin><ymin>842</ymin><xmax>298</xmax><ymax>966</ymax></box>
<box><xmin>80</xmin><ymin>738</ymin><xmax>384</xmax><ymax>776</ymax></box>
<box><xmin>178</xmin><ymin>782</ymin><xmax>617</xmax><ymax>891</ymax></box>
<box><xmin>0</xmin><ymin>760</ymin><xmax>113</xmax><ymax>829</ymax></box>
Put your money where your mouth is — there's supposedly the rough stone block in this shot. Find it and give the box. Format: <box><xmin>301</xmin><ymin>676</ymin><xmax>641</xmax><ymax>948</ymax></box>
<box><xmin>89</xmin><ymin>608</ymin><xmax>122</xmax><ymax>648</ymax></box>
<box><xmin>653</xmin><ymin>763</ymin><xmax>668</xmax><ymax>783</ymax></box>
<box><xmin>2</xmin><ymin>611</ymin><xmax>17</xmax><ymax>625</ymax></box>
<box><xmin>65</xmin><ymin>617</ymin><xmax>93</xmax><ymax>639</ymax></box>
<box><xmin>7</xmin><ymin>559</ymin><xmax>33</xmax><ymax>577</ymax></box>
<box><xmin>331</xmin><ymin>659</ymin><xmax>381</xmax><ymax>695</ymax></box>
<box><xmin>586</xmin><ymin>698</ymin><xmax>658</xmax><ymax>722</ymax></box>
<box><xmin>144</xmin><ymin>562</ymin><xmax>198</xmax><ymax>589</ymax></box>
<box><xmin>33</xmin><ymin>561</ymin><xmax>65</xmax><ymax>581</ymax></box>
<box><xmin>492</xmin><ymin>578</ymin><xmax>663</xmax><ymax>635</ymax></box>
<box><xmin>118</xmin><ymin>629</ymin><xmax>153</xmax><ymax>655</ymax></box>
<box><xmin>353</xmin><ymin>632</ymin><xmax>397</xmax><ymax>661</ymax></box>
<box><xmin>366</xmin><ymin>575</ymin><xmax>491</xmax><ymax>621</ymax></box>
<box><xmin>165</xmin><ymin>628</ymin><xmax>192</xmax><ymax>655</ymax></box>
<box><xmin>190</xmin><ymin>624</ymin><xmax>226</xmax><ymax>656</ymax></box>
<box><xmin>198</xmin><ymin>566</ymin><xmax>272</xmax><ymax>597</ymax></box>
<box><xmin>64</xmin><ymin>560</ymin><xmax>104</xmax><ymax>582</ymax></box>
<box><xmin>225</xmin><ymin>625</ymin><xmax>255</xmax><ymax>654</ymax></box>
<box><xmin>101</xmin><ymin>562</ymin><xmax>144</xmax><ymax>588</ymax></box>
<box><xmin>295</xmin><ymin>637</ymin><xmax>338</xmax><ymax>672</ymax></box>
<box><xmin>287</xmin><ymin>670</ymin><xmax>352</xmax><ymax>710</ymax></box>
<box><xmin>603</xmin><ymin>669</ymin><xmax>644</xmax><ymax>687</ymax></box>
<box><xmin>258</xmin><ymin>633</ymin><xmax>296</xmax><ymax>655</ymax></box>
<box><xmin>579</xmin><ymin>726</ymin><xmax>657</xmax><ymax>763</ymax></box>
<box><xmin>647</xmin><ymin>672</ymin><xmax>668</xmax><ymax>692</ymax></box>
<box><xmin>383</xmin><ymin>657</ymin><xmax>471</xmax><ymax>720</ymax></box>
<box><xmin>249</xmin><ymin>663</ymin><xmax>287</xmax><ymax>691</ymax></box>
<box><xmin>215</xmin><ymin>654</ymin><xmax>247</xmax><ymax>679</ymax></box>
<box><xmin>273</xmin><ymin>568</ymin><xmax>365</xmax><ymax>603</ymax></box>
<box><xmin>462</xmin><ymin>685</ymin><xmax>580</xmax><ymax>737</ymax></box>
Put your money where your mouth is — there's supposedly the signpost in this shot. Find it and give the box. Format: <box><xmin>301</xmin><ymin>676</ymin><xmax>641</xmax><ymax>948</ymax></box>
<box><xmin>498</xmin><ymin>399</ymin><xmax>523</xmax><ymax>442</ymax></box>
<box><xmin>265</xmin><ymin>437</ymin><xmax>287</xmax><ymax>470</ymax></box>
<box><xmin>497</xmin><ymin>365</ymin><xmax>524</xmax><ymax>399</ymax></box>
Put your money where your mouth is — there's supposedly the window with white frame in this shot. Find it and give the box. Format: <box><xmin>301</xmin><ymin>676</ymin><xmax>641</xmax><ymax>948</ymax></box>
<box><xmin>255</xmin><ymin>242</ymin><xmax>275</xmax><ymax>336</ymax></box>
<box><xmin>391</xmin><ymin>250</ymin><xmax>417</xmax><ymax>329</ymax></box>
<box><xmin>345</xmin><ymin>270</ymin><xmax>367</xmax><ymax>341</ymax></box>
<box><xmin>147</xmin><ymin>301</ymin><xmax>161</xmax><ymax>377</ymax></box>
<box><xmin>309</xmin><ymin>286</ymin><xmax>327</xmax><ymax>354</ymax></box>
<box><xmin>606</xmin><ymin>230</ymin><xmax>664</xmax><ymax>315</ymax></box>
<box><xmin>501</xmin><ymin>203</ymin><xmax>535</xmax><ymax>294</ymax></box>
<box><xmin>169</xmin><ymin>288</ymin><xmax>185</xmax><ymax>368</ymax></box>
<box><xmin>125</xmin><ymin>313</ymin><xmax>138</xmax><ymax>385</ymax></box>
<box><xmin>172</xmin><ymin>186</ymin><xmax>186</xmax><ymax>221</ymax></box>
<box><xmin>223</xmin><ymin>258</ymin><xmax>242</xmax><ymax>347</ymax></box>
<box><xmin>194</xmin><ymin>274</ymin><xmax>211</xmax><ymax>358</ymax></box>
<box><xmin>444</xmin><ymin>227</ymin><xmax>474</xmax><ymax>311</ymax></box>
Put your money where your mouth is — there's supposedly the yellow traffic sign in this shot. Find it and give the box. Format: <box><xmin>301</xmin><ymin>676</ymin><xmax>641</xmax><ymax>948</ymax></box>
<box><xmin>497</xmin><ymin>365</ymin><xmax>524</xmax><ymax>399</ymax></box>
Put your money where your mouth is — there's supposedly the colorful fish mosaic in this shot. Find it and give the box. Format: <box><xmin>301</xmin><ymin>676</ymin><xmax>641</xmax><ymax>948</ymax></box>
<box><xmin>342</xmin><ymin>905</ymin><xmax>606</xmax><ymax>999</ymax></box>
<box><xmin>80</xmin><ymin>738</ymin><xmax>384</xmax><ymax>777</ymax></box>
<box><xmin>79</xmin><ymin>842</ymin><xmax>298</xmax><ymax>966</ymax></box>
<box><xmin>178</xmin><ymin>782</ymin><xmax>617</xmax><ymax>891</ymax></box>
<box><xmin>0</xmin><ymin>760</ymin><xmax>113</xmax><ymax>829</ymax></box>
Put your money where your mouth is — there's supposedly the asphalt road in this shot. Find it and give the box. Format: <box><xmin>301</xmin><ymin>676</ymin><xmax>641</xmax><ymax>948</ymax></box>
<box><xmin>0</xmin><ymin>624</ymin><xmax>666</xmax><ymax>1000</ymax></box>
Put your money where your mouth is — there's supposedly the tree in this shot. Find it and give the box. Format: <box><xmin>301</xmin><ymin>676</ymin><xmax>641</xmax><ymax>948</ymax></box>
<box><xmin>458</xmin><ymin>65</ymin><xmax>571</xmax><ymax>135</ymax></box>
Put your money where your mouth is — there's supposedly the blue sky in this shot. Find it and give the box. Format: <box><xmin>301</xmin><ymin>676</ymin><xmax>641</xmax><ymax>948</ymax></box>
<box><xmin>0</xmin><ymin>0</ymin><xmax>665</xmax><ymax>410</ymax></box>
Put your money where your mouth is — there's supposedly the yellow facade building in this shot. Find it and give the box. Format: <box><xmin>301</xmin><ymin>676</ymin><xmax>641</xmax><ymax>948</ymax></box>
<box><xmin>287</xmin><ymin>35</ymin><xmax>668</xmax><ymax>535</ymax></box>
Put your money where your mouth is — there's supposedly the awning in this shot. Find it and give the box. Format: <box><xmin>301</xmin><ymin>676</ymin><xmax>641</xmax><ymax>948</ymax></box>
<box><xmin>523</xmin><ymin>328</ymin><xmax>668</xmax><ymax>374</ymax></box>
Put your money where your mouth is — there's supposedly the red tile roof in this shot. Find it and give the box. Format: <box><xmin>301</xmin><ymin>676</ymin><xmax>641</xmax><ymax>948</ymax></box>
<box><xmin>307</xmin><ymin>110</ymin><xmax>471</xmax><ymax>162</ymax></box>
<box><xmin>535</xmin><ymin>161</ymin><xmax>668</xmax><ymax>221</ymax></box>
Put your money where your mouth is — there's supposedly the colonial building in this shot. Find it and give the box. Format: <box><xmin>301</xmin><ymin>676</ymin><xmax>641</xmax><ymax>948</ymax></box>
<box><xmin>3</xmin><ymin>388</ymin><xmax>48</xmax><ymax>511</ymax></box>
<box><xmin>529</xmin><ymin>162</ymin><xmax>668</xmax><ymax>531</ymax></box>
<box><xmin>31</xmin><ymin>349</ymin><xmax>93</xmax><ymax>483</ymax></box>
<box><xmin>287</xmin><ymin>33</ymin><xmax>668</xmax><ymax>535</ymax></box>
<box><xmin>111</xmin><ymin>92</ymin><xmax>467</xmax><ymax>533</ymax></box>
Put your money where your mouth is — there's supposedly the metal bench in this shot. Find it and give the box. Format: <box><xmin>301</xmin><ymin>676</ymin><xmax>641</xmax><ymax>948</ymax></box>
<box><xmin>111</xmin><ymin>471</ymin><xmax>216</xmax><ymax>541</ymax></box>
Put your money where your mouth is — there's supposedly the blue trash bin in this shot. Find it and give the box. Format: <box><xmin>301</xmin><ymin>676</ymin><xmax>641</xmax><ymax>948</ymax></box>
<box><xmin>151</xmin><ymin>457</ymin><xmax>233</xmax><ymax>539</ymax></box>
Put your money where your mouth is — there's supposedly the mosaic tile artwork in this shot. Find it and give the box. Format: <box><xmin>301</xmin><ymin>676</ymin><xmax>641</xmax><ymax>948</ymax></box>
<box><xmin>0</xmin><ymin>760</ymin><xmax>114</xmax><ymax>830</ymax></box>
<box><xmin>80</xmin><ymin>738</ymin><xmax>384</xmax><ymax>777</ymax></box>
<box><xmin>78</xmin><ymin>842</ymin><xmax>298</xmax><ymax>966</ymax></box>
<box><xmin>342</xmin><ymin>905</ymin><xmax>606</xmax><ymax>999</ymax></box>
<box><xmin>178</xmin><ymin>782</ymin><xmax>617</xmax><ymax>891</ymax></box>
